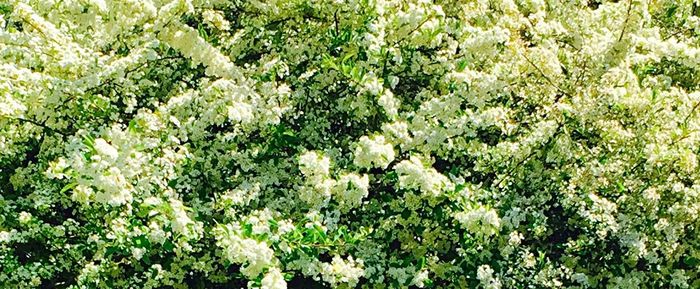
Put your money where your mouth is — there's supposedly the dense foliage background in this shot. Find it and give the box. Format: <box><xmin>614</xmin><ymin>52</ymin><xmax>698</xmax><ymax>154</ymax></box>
<box><xmin>1</xmin><ymin>0</ymin><xmax>700</xmax><ymax>288</ymax></box>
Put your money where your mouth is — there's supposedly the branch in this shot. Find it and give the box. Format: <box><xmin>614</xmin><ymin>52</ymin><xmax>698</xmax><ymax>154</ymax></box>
<box><xmin>522</xmin><ymin>52</ymin><xmax>572</xmax><ymax>102</ymax></box>
<box><xmin>391</xmin><ymin>16</ymin><xmax>433</xmax><ymax>46</ymax></box>
<box><xmin>334</xmin><ymin>9</ymin><xmax>339</xmax><ymax>36</ymax></box>
<box><xmin>682</xmin><ymin>100</ymin><xmax>700</xmax><ymax>126</ymax></box>
<box><xmin>9</xmin><ymin>116</ymin><xmax>68</xmax><ymax>136</ymax></box>
<box><xmin>618</xmin><ymin>0</ymin><xmax>634</xmax><ymax>42</ymax></box>
<box><xmin>493</xmin><ymin>122</ymin><xmax>564</xmax><ymax>188</ymax></box>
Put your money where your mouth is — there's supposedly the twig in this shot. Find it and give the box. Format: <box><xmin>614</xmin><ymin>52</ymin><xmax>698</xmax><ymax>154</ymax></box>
<box><xmin>522</xmin><ymin>53</ymin><xmax>572</xmax><ymax>102</ymax></box>
<box><xmin>334</xmin><ymin>10</ymin><xmax>339</xmax><ymax>36</ymax></box>
<box><xmin>494</xmin><ymin>122</ymin><xmax>563</xmax><ymax>188</ymax></box>
<box><xmin>681</xmin><ymin>100</ymin><xmax>700</xmax><ymax>126</ymax></box>
<box><xmin>391</xmin><ymin>16</ymin><xmax>433</xmax><ymax>46</ymax></box>
<box><xmin>618</xmin><ymin>0</ymin><xmax>634</xmax><ymax>42</ymax></box>
<box><xmin>9</xmin><ymin>116</ymin><xmax>68</xmax><ymax>136</ymax></box>
<box><xmin>574</xmin><ymin>60</ymin><xmax>588</xmax><ymax>87</ymax></box>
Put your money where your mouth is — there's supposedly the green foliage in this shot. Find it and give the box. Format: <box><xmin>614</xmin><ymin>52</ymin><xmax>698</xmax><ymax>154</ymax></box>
<box><xmin>2</xmin><ymin>0</ymin><xmax>700</xmax><ymax>288</ymax></box>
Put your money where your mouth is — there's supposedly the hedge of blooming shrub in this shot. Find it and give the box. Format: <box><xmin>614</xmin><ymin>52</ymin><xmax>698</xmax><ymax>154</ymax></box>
<box><xmin>1</xmin><ymin>0</ymin><xmax>700</xmax><ymax>288</ymax></box>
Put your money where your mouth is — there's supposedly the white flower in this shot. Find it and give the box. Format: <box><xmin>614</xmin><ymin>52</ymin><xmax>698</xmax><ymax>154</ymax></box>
<box><xmin>508</xmin><ymin>231</ymin><xmax>523</xmax><ymax>246</ymax></box>
<box><xmin>393</xmin><ymin>155</ymin><xmax>452</xmax><ymax>196</ymax></box>
<box><xmin>454</xmin><ymin>206</ymin><xmax>501</xmax><ymax>238</ymax></box>
<box><xmin>320</xmin><ymin>256</ymin><xmax>365</xmax><ymax>287</ymax></box>
<box><xmin>148</xmin><ymin>222</ymin><xmax>167</xmax><ymax>245</ymax></box>
<box><xmin>333</xmin><ymin>173</ymin><xmax>370</xmax><ymax>211</ymax></box>
<box><xmin>362</xmin><ymin>74</ymin><xmax>383</xmax><ymax>96</ymax></box>
<box><xmin>71</xmin><ymin>185</ymin><xmax>94</xmax><ymax>204</ymax></box>
<box><xmin>299</xmin><ymin>151</ymin><xmax>331</xmax><ymax>178</ymax></box>
<box><xmin>202</xmin><ymin>9</ymin><xmax>230</xmax><ymax>31</ymax></box>
<box><xmin>378</xmin><ymin>89</ymin><xmax>400</xmax><ymax>118</ymax></box>
<box><xmin>411</xmin><ymin>270</ymin><xmax>430</xmax><ymax>288</ymax></box>
<box><xmin>90</xmin><ymin>0</ymin><xmax>108</xmax><ymax>13</ymax></box>
<box><xmin>299</xmin><ymin>179</ymin><xmax>336</xmax><ymax>208</ymax></box>
<box><xmin>132</xmin><ymin>247</ymin><xmax>145</xmax><ymax>260</ymax></box>
<box><xmin>476</xmin><ymin>265</ymin><xmax>501</xmax><ymax>289</ymax></box>
<box><xmin>0</xmin><ymin>231</ymin><xmax>11</xmax><ymax>243</ymax></box>
<box><xmin>388</xmin><ymin>75</ymin><xmax>400</xmax><ymax>89</ymax></box>
<box><xmin>159</xmin><ymin>21</ymin><xmax>241</xmax><ymax>79</ymax></box>
<box><xmin>79</xmin><ymin>262</ymin><xmax>100</xmax><ymax>280</ymax></box>
<box><xmin>522</xmin><ymin>252</ymin><xmax>536</xmax><ymax>268</ymax></box>
<box><xmin>354</xmin><ymin>135</ymin><xmax>395</xmax><ymax>169</ymax></box>
<box><xmin>277</xmin><ymin>220</ymin><xmax>295</xmax><ymax>235</ymax></box>
<box><xmin>46</xmin><ymin>158</ymin><xmax>69</xmax><ymax>179</ymax></box>
<box><xmin>18</xmin><ymin>211</ymin><xmax>31</xmax><ymax>224</ymax></box>
<box><xmin>215</xmin><ymin>225</ymin><xmax>277</xmax><ymax>279</ymax></box>
<box><xmin>261</xmin><ymin>267</ymin><xmax>287</xmax><ymax>289</ymax></box>
<box><xmin>94</xmin><ymin>138</ymin><xmax>119</xmax><ymax>161</ymax></box>
<box><xmin>169</xmin><ymin>200</ymin><xmax>194</xmax><ymax>237</ymax></box>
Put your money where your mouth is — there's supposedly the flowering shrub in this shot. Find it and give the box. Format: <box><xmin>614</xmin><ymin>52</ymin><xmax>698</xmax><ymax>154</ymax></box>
<box><xmin>1</xmin><ymin>0</ymin><xmax>700</xmax><ymax>288</ymax></box>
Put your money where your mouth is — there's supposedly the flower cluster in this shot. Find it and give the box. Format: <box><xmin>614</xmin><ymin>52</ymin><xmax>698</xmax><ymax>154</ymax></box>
<box><xmin>2</xmin><ymin>0</ymin><xmax>700</xmax><ymax>288</ymax></box>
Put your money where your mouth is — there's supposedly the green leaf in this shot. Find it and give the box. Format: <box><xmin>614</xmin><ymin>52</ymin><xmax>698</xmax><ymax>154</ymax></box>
<box><xmin>321</xmin><ymin>54</ymin><xmax>338</xmax><ymax>70</ymax></box>
<box><xmin>417</xmin><ymin>256</ymin><xmax>426</xmax><ymax>269</ymax></box>
<box><xmin>314</xmin><ymin>224</ymin><xmax>327</xmax><ymax>240</ymax></box>
<box><xmin>128</xmin><ymin>119</ymin><xmax>141</xmax><ymax>133</ymax></box>
<box><xmin>268</xmin><ymin>219</ymin><xmax>279</xmax><ymax>231</ymax></box>
<box><xmin>666</xmin><ymin>5</ymin><xmax>678</xmax><ymax>19</ymax></box>
<box><xmin>197</xmin><ymin>23</ymin><xmax>209</xmax><ymax>41</ymax></box>
<box><xmin>684</xmin><ymin>256</ymin><xmax>700</xmax><ymax>267</ymax></box>
<box><xmin>83</xmin><ymin>134</ymin><xmax>96</xmax><ymax>149</ymax></box>
<box><xmin>162</xmin><ymin>240</ymin><xmax>175</xmax><ymax>252</ymax></box>
<box><xmin>281</xmin><ymin>131</ymin><xmax>300</xmax><ymax>145</ymax></box>
<box><xmin>342</xmin><ymin>52</ymin><xmax>355</xmax><ymax>65</ymax></box>
<box><xmin>243</xmin><ymin>223</ymin><xmax>253</xmax><ymax>237</ymax></box>
<box><xmin>457</xmin><ymin>59</ymin><xmax>468</xmax><ymax>72</ymax></box>
<box><xmin>105</xmin><ymin>246</ymin><xmax>120</xmax><ymax>257</ymax></box>
<box><xmin>616</xmin><ymin>181</ymin><xmax>625</xmax><ymax>193</ymax></box>
<box><xmin>133</xmin><ymin>235</ymin><xmax>151</xmax><ymax>249</ymax></box>
<box><xmin>60</xmin><ymin>183</ymin><xmax>78</xmax><ymax>194</ymax></box>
